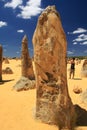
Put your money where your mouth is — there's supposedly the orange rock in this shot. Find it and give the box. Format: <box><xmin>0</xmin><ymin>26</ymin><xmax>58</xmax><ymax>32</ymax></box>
<box><xmin>32</xmin><ymin>6</ymin><xmax>75</xmax><ymax>129</ymax></box>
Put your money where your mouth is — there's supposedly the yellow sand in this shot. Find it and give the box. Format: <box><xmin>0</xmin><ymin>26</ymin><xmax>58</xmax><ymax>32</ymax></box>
<box><xmin>0</xmin><ymin>59</ymin><xmax>87</xmax><ymax>130</ymax></box>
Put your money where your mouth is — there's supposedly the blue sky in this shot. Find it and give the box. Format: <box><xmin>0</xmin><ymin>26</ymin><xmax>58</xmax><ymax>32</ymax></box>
<box><xmin>0</xmin><ymin>0</ymin><xmax>87</xmax><ymax>57</ymax></box>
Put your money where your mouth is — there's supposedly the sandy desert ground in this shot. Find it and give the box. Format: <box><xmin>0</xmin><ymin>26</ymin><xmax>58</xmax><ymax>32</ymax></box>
<box><xmin>0</xmin><ymin>59</ymin><xmax>87</xmax><ymax>130</ymax></box>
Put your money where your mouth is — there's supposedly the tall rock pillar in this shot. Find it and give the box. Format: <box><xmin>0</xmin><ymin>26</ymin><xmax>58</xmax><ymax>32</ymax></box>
<box><xmin>13</xmin><ymin>35</ymin><xmax>35</xmax><ymax>91</ymax></box>
<box><xmin>21</xmin><ymin>35</ymin><xmax>29</xmax><ymax>78</ymax></box>
<box><xmin>21</xmin><ymin>35</ymin><xmax>34</xmax><ymax>79</ymax></box>
<box><xmin>0</xmin><ymin>45</ymin><xmax>3</xmax><ymax>81</ymax></box>
<box><xmin>33</xmin><ymin>6</ymin><xmax>75</xmax><ymax>130</ymax></box>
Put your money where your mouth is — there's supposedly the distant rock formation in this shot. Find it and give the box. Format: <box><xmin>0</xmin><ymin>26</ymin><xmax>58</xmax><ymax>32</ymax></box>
<box><xmin>2</xmin><ymin>67</ymin><xmax>13</xmax><ymax>74</ymax></box>
<box><xmin>81</xmin><ymin>59</ymin><xmax>87</xmax><ymax>77</ymax></box>
<box><xmin>13</xmin><ymin>35</ymin><xmax>35</xmax><ymax>91</ymax></box>
<box><xmin>79</xmin><ymin>89</ymin><xmax>87</xmax><ymax>105</ymax></box>
<box><xmin>0</xmin><ymin>45</ymin><xmax>3</xmax><ymax>81</ymax></box>
<box><xmin>73</xmin><ymin>87</ymin><xmax>82</xmax><ymax>94</ymax></box>
<box><xmin>32</xmin><ymin>6</ymin><xmax>75</xmax><ymax>129</ymax></box>
<box><xmin>4</xmin><ymin>58</ymin><xmax>9</xmax><ymax>64</ymax></box>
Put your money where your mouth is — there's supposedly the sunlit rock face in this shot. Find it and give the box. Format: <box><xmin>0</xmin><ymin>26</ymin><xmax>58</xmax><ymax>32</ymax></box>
<box><xmin>81</xmin><ymin>59</ymin><xmax>87</xmax><ymax>77</ymax></box>
<box><xmin>13</xmin><ymin>35</ymin><xmax>35</xmax><ymax>91</ymax></box>
<box><xmin>0</xmin><ymin>45</ymin><xmax>2</xmax><ymax>81</ymax></box>
<box><xmin>21</xmin><ymin>35</ymin><xmax>35</xmax><ymax>80</ymax></box>
<box><xmin>33</xmin><ymin>6</ymin><xmax>75</xmax><ymax>129</ymax></box>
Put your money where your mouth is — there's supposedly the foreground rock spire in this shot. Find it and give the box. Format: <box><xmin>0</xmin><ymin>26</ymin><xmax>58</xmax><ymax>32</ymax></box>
<box><xmin>33</xmin><ymin>6</ymin><xmax>75</xmax><ymax>130</ymax></box>
<box><xmin>0</xmin><ymin>45</ymin><xmax>3</xmax><ymax>81</ymax></box>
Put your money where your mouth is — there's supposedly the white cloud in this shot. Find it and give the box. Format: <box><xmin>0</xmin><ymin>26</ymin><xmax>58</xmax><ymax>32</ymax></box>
<box><xmin>84</xmin><ymin>50</ymin><xmax>87</xmax><ymax>53</ymax></box>
<box><xmin>28</xmin><ymin>48</ymin><xmax>33</xmax><ymax>52</ymax></box>
<box><xmin>17</xmin><ymin>29</ymin><xmax>24</xmax><ymax>33</ymax></box>
<box><xmin>73</xmin><ymin>28</ymin><xmax>87</xmax><ymax>34</ymax></box>
<box><xmin>78</xmin><ymin>34</ymin><xmax>85</xmax><ymax>38</ymax></box>
<box><xmin>67</xmin><ymin>51</ymin><xmax>74</xmax><ymax>55</ymax></box>
<box><xmin>68</xmin><ymin>28</ymin><xmax>87</xmax><ymax>34</ymax></box>
<box><xmin>17</xmin><ymin>0</ymin><xmax>43</xmax><ymax>19</ymax></box>
<box><xmin>0</xmin><ymin>21</ymin><xmax>7</xmax><ymax>27</ymax></box>
<box><xmin>67</xmin><ymin>32</ymin><xmax>71</xmax><ymax>34</ymax></box>
<box><xmin>73</xmin><ymin>42</ymin><xmax>77</xmax><ymax>45</ymax></box>
<box><xmin>3</xmin><ymin>0</ymin><xmax>43</xmax><ymax>19</ymax></box>
<box><xmin>73</xmin><ymin>34</ymin><xmax>87</xmax><ymax>42</ymax></box>
<box><xmin>4</xmin><ymin>0</ymin><xmax>23</xmax><ymax>9</ymax></box>
<box><xmin>78</xmin><ymin>34</ymin><xmax>87</xmax><ymax>39</ymax></box>
<box><xmin>16</xmin><ymin>51</ymin><xmax>20</xmax><ymax>54</ymax></box>
<box><xmin>80</xmin><ymin>41</ymin><xmax>87</xmax><ymax>45</ymax></box>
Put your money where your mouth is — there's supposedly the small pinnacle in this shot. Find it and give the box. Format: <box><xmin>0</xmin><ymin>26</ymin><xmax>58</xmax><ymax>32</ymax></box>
<box><xmin>22</xmin><ymin>35</ymin><xmax>28</xmax><ymax>42</ymax></box>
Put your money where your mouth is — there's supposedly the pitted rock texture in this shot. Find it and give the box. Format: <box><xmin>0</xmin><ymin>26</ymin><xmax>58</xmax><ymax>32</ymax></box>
<box><xmin>13</xmin><ymin>76</ymin><xmax>35</xmax><ymax>91</ymax></box>
<box><xmin>81</xmin><ymin>59</ymin><xmax>87</xmax><ymax>77</ymax></box>
<box><xmin>0</xmin><ymin>45</ymin><xmax>3</xmax><ymax>81</ymax></box>
<box><xmin>21</xmin><ymin>35</ymin><xmax>35</xmax><ymax>80</ymax></box>
<box><xmin>33</xmin><ymin>6</ymin><xmax>75</xmax><ymax>129</ymax></box>
<box><xmin>13</xmin><ymin>35</ymin><xmax>35</xmax><ymax>91</ymax></box>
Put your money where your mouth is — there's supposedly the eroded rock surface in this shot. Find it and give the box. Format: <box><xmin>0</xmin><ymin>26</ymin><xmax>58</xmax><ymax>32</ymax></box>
<box><xmin>33</xmin><ymin>6</ymin><xmax>75</xmax><ymax>129</ymax></box>
<box><xmin>21</xmin><ymin>35</ymin><xmax>35</xmax><ymax>79</ymax></box>
<box><xmin>13</xmin><ymin>76</ymin><xmax>35</xmax><ymax>91</ymax></box>
<box><xmin>13</xmin><ymin>35</ymin><xmax>35</xmax><ymax>91</ymax></box>
<box><xmin>0</xmin><ymin>45</ymin><xmax>3</xmax><ymax>81</ymax></box>
<box><xmin>2</xmin><ymin>67</ymin><xmax>13</xmax><ymax>74</ymax></box>
<box><xmin>81</xmin><ymin>59</ymin><xmax>87</xmax><ymax>77</ymax></box>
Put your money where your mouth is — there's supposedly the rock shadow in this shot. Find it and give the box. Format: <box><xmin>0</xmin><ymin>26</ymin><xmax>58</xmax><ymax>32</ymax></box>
<box><xmin>73</xmin><ymin>78</ymin><xmax>82</xmax><ymax>80</ymax></box>
<box><xmin>0</xmin><ymin>79</ymin><xmax>14</xmax><ymax>85</ymax></box>
<box><xmin>74</xmin><ymin>105</ymin><xmax>87</xmax><ymax>126</ymax></box>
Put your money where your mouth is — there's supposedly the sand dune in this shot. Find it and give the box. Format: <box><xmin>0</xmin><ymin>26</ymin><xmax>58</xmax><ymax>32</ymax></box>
<box><xmin>0</xmin><ymin>59</ymin><xmax>87</xmax><ymax>130</ymax></box>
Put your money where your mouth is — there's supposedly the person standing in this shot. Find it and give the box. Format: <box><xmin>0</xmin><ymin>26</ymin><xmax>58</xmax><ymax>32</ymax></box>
<box><xmin>69</xmin><ymin>58</ymin><xmax>75</xmax><ymax>79</ymax></box>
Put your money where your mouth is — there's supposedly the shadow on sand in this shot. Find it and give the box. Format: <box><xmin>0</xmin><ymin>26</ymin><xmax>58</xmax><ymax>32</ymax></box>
<box><xmin>0</xmin><ymin>79</ymin><xmax>14</xmax><ymax>85</ymax></box>
<box><xmin>74</xmin><ymin>105</ymin><xmax>87</xmax><ymax>126</ymax></box>
<box><xmin>73</xmin><ymin>78</ymin><xmax>82</xmax><ymax>80</ymax></box>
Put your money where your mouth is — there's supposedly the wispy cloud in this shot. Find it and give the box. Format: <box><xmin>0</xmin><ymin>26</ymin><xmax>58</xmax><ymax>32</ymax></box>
<box><xmin>4</xmin><ymin>0</ymin><xmax>23</xmax><ymax>9</ymax></box>
<box><xmin>0</xmin><ymin>21</ymin><xmax>7</xmax><ymax>27</ymax></box>
<box><xmin>73</xmin><ymin>28</ymin><xmax>87</xmax><ymax>34</ymax></box>
<box><xmin>17</xmin><ymin>29</ymin><xmax>24</xmax><ymax>33</ymax></box>
<box><xmin>4</xmin><ymin>0</ymin><xmax>43</xmax><ymax>19</ymax></box>
<box><xmin>80</xmin><ymin>41</ymin><xmax>87</xmax><ymax>45</ymax></box>
<box><xmin>73</xmin><ymin>34</ymin><xmax>87</xmax><ymax>45</ymax></box>
<box><xmin>67</xmin><ymin>51</ymin><xmax>74</xmax><ymax>55</ymax></box>
<box><xmin>16</xmin><ymin>51</ymin><xmax>20</xmax><ymax>54</ymax></box>
<box><xmin>28</xmin><ymin>48</ymin><xmax>33</xmax><ymax>52</ymax></box>
<box><xmin>68</xmin><ymin>28</ymin><xmax>87</xmax><ymax>34</ymax></box>
<box><xmin>84</xmin><ymin>50</ymin><xmax>87</xmax><ymax>53</ymax></box>
<box><xmin>17</xmin><ymin>0</ymin><xmax>43</xmax><ymax>19</ymax></box>
<box><xmin>73</xmin><ymin>34</ymin><xmax>87</xmax><ymax>42</ymax></box>
<box><xmin>73</xmin><ymin>42</ymin><xmax>77</xmax><ymax>45</ymax></box>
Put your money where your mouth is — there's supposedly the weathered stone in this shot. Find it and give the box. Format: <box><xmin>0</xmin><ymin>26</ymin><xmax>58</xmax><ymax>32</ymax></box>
<box><xmin>0</xmin><ymin>45</ymin><xmax>3</xmax><ymax>81</ymax></box>
<box><xmin>33</xmin><ymin>6</ymin><xmax>75</xmax><ymax>130</ymax></box>
<box><xmin>13</xmin><ymin>76</ymin><xmax>35</xmax><ymax>91</ymax></box>
<box><xmin>73</xmin><ymin>87</ymin><xmax>82</xmax><ymax>94</ymax></box>
<box><xmin>21</xmin><ymin>35</ymin><xmax>35</xmax><ymax>79</ymax></box>
<box><xmin>81</xmin><ymin>59</ymin><xmax>87</xmax><ymax>77</ymax></box>
<box><xmin>13</xmin><ymin>35</ymin><xmax>35</xmax><ymax>91</ymax></box>
<box><xmin>2</xmin><ymin>67</ymin><xmax>13</xmax><ymax>74</ymax></box>
<box><xmin>4</xmin><ymin>58</ymin><xmax>9</xmax><ymax>64</ymax></box>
